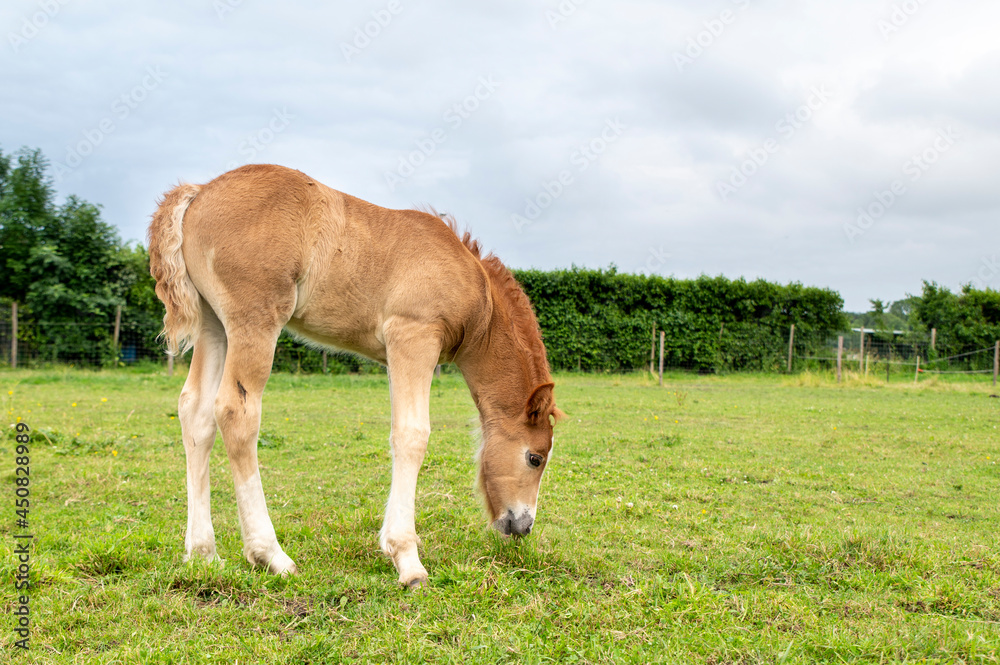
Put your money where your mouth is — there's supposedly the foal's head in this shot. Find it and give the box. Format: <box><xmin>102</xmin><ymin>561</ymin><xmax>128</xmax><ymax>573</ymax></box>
<box><xmin>478</xmin><ymin>382</ymin><xmax>563</xmax><ymax>537</ymax></box>
<box><xmin>442</xmin><ymin>216</ymin><xmax>563</xmax><ymax>537</ymax></box>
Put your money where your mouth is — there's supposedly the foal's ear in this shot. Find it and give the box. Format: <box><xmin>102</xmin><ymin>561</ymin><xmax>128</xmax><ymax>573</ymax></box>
<box><xmin>525</xmin><ymin>382</ymin><xmax>555</xmax><ymax>426</ymax></box>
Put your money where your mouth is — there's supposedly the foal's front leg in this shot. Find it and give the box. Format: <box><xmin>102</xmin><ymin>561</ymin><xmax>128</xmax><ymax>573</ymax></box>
<box><xmin>380</xmin><ymin>335</ymin><xmax>438</xmax><ymax>586</ymax></box>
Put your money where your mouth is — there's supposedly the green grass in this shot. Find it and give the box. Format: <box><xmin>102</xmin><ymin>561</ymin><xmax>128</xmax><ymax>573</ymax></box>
<box><xmin>1</xmin><ymin>368</ymin><xmax>999</xmax><ymax>663</ymax></box>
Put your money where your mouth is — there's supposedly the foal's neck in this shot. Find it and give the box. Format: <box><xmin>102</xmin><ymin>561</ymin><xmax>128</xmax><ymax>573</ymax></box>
<box><xmin>455</xmin><ymin>308</ymin><xmax>538</xmax><ymax>426</ymax></box>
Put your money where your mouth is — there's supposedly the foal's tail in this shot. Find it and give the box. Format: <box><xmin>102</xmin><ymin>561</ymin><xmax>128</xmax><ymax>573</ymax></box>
<box><xmin>147</xmin><ymin>183</ymin><xmax>203</xmax><ymax>356</ymax></box>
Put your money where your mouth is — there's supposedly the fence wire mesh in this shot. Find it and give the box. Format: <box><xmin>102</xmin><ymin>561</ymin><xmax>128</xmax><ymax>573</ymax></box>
<box><xmin>793</xmin><ymin>330</ymin><xmax>996</xmax><ymax>381</ymax></box>
<box><xmin>1</xmin><ymin>314</ymin><xmax>997</xmax><ymax>384</ymax></box>
<box><xmin>0</xmin><ymin>317</ymin><xmax>388</xmax><ymax>374</ymax></box>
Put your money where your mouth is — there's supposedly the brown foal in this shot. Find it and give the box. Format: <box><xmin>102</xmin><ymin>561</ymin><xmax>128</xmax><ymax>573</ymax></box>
<box><xmin>147</xmin><ymin>164</ymin><xmax>562</xmax><ymax>586</ymax></box>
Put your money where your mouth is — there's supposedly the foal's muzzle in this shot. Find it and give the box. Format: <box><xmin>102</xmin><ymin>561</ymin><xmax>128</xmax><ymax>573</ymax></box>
<box><xmin>494</xmin><ymin>509</ymin><xmax>534</xmax><ymax>537</ymax></box>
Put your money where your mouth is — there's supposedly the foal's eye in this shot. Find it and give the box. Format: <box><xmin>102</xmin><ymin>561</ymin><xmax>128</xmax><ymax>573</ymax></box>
<box><xmin>527</xmin><ymin>452</ymin><xmax>543</xmax><ymax>468</ymax></box>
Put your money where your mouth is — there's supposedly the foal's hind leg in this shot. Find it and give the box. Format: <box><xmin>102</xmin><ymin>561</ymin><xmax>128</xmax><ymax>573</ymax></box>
<box><xmin>178</xmin><ymin>317</ymin><xmax>227</xmax><ymax>562</ymax></box>
<box><xmin>214</xmin><ymin>329</ymin><xmax>297</xmax><ymax>575</ymax></box>
<box><xmin>380</xmin><ymin>325</ymin><xmax>440</xmax><ymax>586</ymax></box>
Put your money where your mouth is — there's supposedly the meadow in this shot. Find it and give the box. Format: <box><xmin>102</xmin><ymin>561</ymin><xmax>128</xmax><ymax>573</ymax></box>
<box><xmin>1</xmin><ymin>367</ymin><xmax>999</xmax><ymax>663</ymax></box>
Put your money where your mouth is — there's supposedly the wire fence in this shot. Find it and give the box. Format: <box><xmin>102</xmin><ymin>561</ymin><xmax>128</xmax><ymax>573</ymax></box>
<box><xmin>790</xmin><ymin>330</ymin><xmax>998</xmax><ymax>383</ymax></box>
<box><xmin>641</xmin><ymin>324</ymin><xmax>998</xmax><ymax>384</ymax></box>
<box><xmin>0</xmin><ymin>316</ymin><xmax>387</xmax><ymax>374</ymax></box>
<box><xmin>0</xmin><ymin>319</ymin><xmax>163</xmax><ymax>368</ymax></box>
<box><xmin>1</xmin><ymin>314</ymin><xmax>997</xmax><ymax>384</ymax></box>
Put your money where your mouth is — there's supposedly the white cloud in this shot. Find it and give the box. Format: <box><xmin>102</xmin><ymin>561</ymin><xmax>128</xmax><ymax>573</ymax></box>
<box><xmin>1</xmin><ymin>0</ymin><xmax>999</xmax><ymax>311</ymax></box>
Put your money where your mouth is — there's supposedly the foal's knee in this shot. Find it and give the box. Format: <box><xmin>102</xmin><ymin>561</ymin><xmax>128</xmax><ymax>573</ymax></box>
<box><xmin>391</xmin><ymin>426</ymin><xmax>430</xmax><ymax>462</ymax></box>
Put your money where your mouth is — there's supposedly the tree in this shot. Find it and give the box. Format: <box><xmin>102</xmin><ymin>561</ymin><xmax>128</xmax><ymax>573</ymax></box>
<box><xmin>911</xmin><ymin>281</ymin><xmax>1000</xmax><ymax>364</ymax></box>
<box><xmin>0</xmin><ymin>146</ymin><xmax>164</xmax><ymax>364</ymax></box>
<box><xmin>868</xmin><ymin>299</ymin><xmax>886</xmax><ymax>331</ymax></box>
<box><xmin>0</xmin><ymin>147</ymin><xmax>54</xmax><ymax>304</ymax></box>
<box><xmin>889</xmin><ymin>296</ymin><xmax>919</xmax><ymax>322</ymax></box>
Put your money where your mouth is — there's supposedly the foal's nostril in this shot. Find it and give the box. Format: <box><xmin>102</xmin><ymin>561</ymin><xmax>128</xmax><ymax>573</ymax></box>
<box><xmin>510</xmin><ymin>512</ymin><xmax>534</xmax><ymax>537</ymax></box>
<box><xmin>493</xmin><ymin>513</ymin><xmax>512</xmax><ymax>535</ymax></box>
<box><xmin>494</xmin><ymin>510</ymin><xmax>534</xmax><ymax>537</ymax></box>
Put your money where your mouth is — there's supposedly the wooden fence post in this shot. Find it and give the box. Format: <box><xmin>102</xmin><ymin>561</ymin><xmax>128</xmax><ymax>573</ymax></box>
<box><xmin>650</xmin><ymin>324</ymin><xmax>656</xmax><ymax>374</ymax></box>
<box><xmin>836</xmin><ymin>335</ymin><xmax>843</xmax><ymax>383</ymax></box>
<box><xmin>717</xmin><ymin>323</ymin><xmax>725</xmax><ymax>373</ymax></box>
<box><xmin>914</xmin><ymin>355</ymin><xmax>920</xmax><ymax>384</ymax></box>
<box><xmin>112</xmin><ymin>305</ymin><xmax>122</xmax><ymax>362</ymax></box>
<box><xmin>658</xmin><ymin>331</ymin><xmax>665</xmax><ymax>387</ymax></box>
<box><xmin>167</xmin><ymin>354</ymin><xmax>174</xmax><ymax>377</ymax></box>
<box><xmin>859</xmin><ymin>328</ymin><xmax>865</xmax><ymax>372</ymax></box>
<box><xmin>930</xmin><ymin>328</ymin><xmax>936</xmax><ymax>351</ymax></box>
<box><xmin>994</xmin><ymin>341</ymin><xmax>999</xmax><ymax>388</ymax></box>
<box><xmin>322</xmin><ymin>350</ymin><xmax>328</xmax><ymax>374</ymax></box>
<box><xmin>11</xmin><ymin>301</ymin><xmax>17</xmax><ymax>370</ymax></box>
<box><xmin>786</xmin><ymin>324</ymin><xmax>795</xmax><ymax>373</ymax></box>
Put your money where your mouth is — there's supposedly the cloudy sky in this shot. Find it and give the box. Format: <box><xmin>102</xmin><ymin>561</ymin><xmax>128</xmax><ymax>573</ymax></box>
<box><xmin>2</xmin><ymin>0</ymin><xmax>998</xmax><ymax>311</ymax></box>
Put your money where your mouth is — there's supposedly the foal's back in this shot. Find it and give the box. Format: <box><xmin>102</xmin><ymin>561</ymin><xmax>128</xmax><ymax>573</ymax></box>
<box><xmin>179</xmin><ymin>164</ymin><xmax>489</xmax><ymax>361</ymax></box>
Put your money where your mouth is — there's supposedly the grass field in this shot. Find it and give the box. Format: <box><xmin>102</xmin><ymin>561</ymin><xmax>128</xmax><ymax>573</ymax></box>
<box><xmin>1</xmin><ymin>367</ymin><xmax>999</xmax><ymax>663</ymax></box>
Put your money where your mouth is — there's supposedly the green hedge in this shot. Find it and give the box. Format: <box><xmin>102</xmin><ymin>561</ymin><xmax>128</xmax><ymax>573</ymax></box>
<box><xmin>512</xmin><ymin>267</ymin><xmax>848</xmax><ymax>372</ymax></box>
<box><xmin>264</xmin><ymin>268</ymin><xmax>848</xmax><ymax>374</ymax></box>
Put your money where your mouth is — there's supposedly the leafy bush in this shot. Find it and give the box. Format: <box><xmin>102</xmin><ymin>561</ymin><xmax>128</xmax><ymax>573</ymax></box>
<box><xmin>912</xmin><ymin>281</ymin><xmax>1000</xmax><ymax>367</ymax></box>
<box><xmin>513</xmin><ymin>267</ymin><xmax>848</xmax><ymax>372</ymax></box>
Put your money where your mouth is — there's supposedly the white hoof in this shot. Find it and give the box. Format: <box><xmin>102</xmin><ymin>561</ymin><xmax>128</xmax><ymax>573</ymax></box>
<box><xmin>245</xmin><ymin>543</ymin><xmax>297</xmax><ymax>576</ymax></box>
<box><xmin>268</xmin><ymin>550</ymin><xmax>298</xmax><ymax>577</ymax></box>
<box><xmin>184</xmin><ymin>542</ymin><xmax>219</xmax><ymax>563</ymax></box>
<box><xmin>401</xmin><ymin>570</ymin><xmax>429</xmax><ymax>588</ymax></box>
